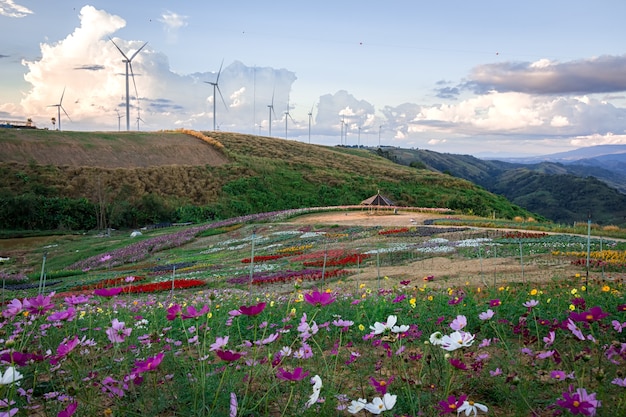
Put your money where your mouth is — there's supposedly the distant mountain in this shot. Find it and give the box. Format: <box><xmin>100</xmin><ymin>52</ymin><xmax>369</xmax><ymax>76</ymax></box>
<box><xmin>374</xmin><ymin>146</ymin><xmax>626</xmax><ymax>226</ymax></box>
<box><xmin>495</xmin><ymin>144</ymin><xmax>626</xmax><ymax>164</ymax></box>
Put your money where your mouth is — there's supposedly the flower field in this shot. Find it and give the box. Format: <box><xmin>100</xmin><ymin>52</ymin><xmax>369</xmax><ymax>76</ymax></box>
<box><xmin>0</xmin><ymin>209</ymin><xmax>625</xmax><ymax>416</ymax></box>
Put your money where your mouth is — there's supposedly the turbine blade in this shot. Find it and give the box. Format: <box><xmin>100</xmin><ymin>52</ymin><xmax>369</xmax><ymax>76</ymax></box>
<box><xmin>129</xmin><ymin>42</ymin><xmax>148</xmax><ymax>62</ymax></box>
<box><xmin>216</xmin><ymin>85</ymin><xmax>228</xmax><ymax>112</ymax></box>
<box><xmin>128</xmin><ymin>62</ymin><xmax>140</xmax><ymax>102</ymax></box>
<box><xmin>61</xmin><ymin>105</ymin><xmax>71</xmax><ymax>121</ymax></box>
<box><xmin>216</xmin><ymin>59</ymin><xmax>224</xmax><ymax>84</ymax></box>
<box><xmin>59</xmin><ymin>87</ymin><xmax>66</xmax><ymax>105</ymax></box>
<box><xmin>109</xmin><ymin>37</ymin><xmax>129</xmax><ymax>60</ymax></box>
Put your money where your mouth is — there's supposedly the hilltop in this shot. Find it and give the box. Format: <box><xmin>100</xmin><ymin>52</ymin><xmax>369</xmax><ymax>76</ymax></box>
<box><xmin>0</xmin><ymin>129</ymin><xmax>534</xmax><ymax>232</ymax></box>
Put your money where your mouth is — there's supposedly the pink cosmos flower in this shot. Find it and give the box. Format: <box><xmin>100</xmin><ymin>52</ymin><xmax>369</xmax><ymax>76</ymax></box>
<box><xmin>479</xmin><ymin>309</ymin><xmax>495</xmax><ymax>321</ymax></box>
<box><xmin>63</xmin><ymin>295</ymin><xmax>91</xmax><ymax>306</ymax></box>
<box><xmin>57</xmin><ymin>401</ymin><xmax>78</xmax><ymax>417</ymax></box>
<box><xmin>2</xmin><ymin>299</ymin><xmax>23</xmax><ymax>319</ymax></box>
<box><xmin>181</xmin><ymin>305</ymin><xmax>210</xmax><ymax>319</ymax></box>
<box><xmin>132</xmin><ymin>352</ymin><xmax>164</xmax><ymax>373</ymax></box>
<box><xmin>94</xmin><ymin>288</ymin><xmax>122</xmax><ymax>297</ymax></box>
<box><xmin>166</xmin><ymin>304</ymin><xmax>182</xmax><ymax>320</ymax></box>
<box><xmin>489</xmin><ymin>368</ymin><xmax>502</xmax><ymax>376</ymax></box>
<box><xmin>276</xmin><ymin>367</ymin><xmax>309</xmax><ymax>381</ymax></box>
<box><xmin>369</xmin><ymin>376</ymin><xmax>394</xmax><ymax>395</ymax></box>
<box><xmin>450</xmin><ymin>315</ymin><xmax>467</xmax><ymax>331</ymax></box>
<box><xmin>569</xmin><ymin>306</ymin><xmax>609</xmax><ymax>323</ymax></box>
<box><xmin>556</xmin><ymin>385</ymin><xmax>601</xmax><ymax>416</ymax></box>
<box><xmin>523</xmin><ymin>299</ymin><xmax>539</xmax><ymax>309</ymax></box>
<box><xmin>47</xmin><ymin>307</ymin><xmax>76</xmax><ymax>322</ymax></box>
<box><xmin>543</xmin><ymin>331</ymin><xmax>556</xmax><ymax>347</ymax></box>
<box><xmin>304</xmin><ymin>290</ymin><xmax>336</xmax><ymax>307</ymax></box>
<box><xmin>216</xmin><ymin>349</ymin><xmax>243</xmax><ymax>362</ymax></box>
<box><xmin>566</xmin><ymin>319</ymin><xmax>585</xmax><ymax>341</ymax></box>
<box><xmin>239</xmin><ymin>302</ymin><xmax>266</xmax><ymax>316</ymax></box>
<box><xmin>449</xmin><ymin>358</ymin><xmax>468</xmax><ymax>371</ymax></box>
<box><xmin>613</xmin><ymin>320</ymin><xmax>626</xmax><ymax>333</ymax></box>
<box><xmin>49</xmin><ymin>335</ymin><xmax>80</xmax><ymax>365</ymax></box>
<box><xmin>210</xmin><ymin>336</ymin><xmax>229</xmax><ymax>351</ymax></box>
<box><xmin>489</xmin><ymin>299</ymin><xmax>501</xmax><ymax>307</ymax></box>
<box><xmin>23</xmin><ymin>294</ymin><xmax>55</xmax><ymax>316</ymax></box>
<box><xmin>106</xmin><ymin>319</ymin><xmax>132</xmax><ymax>344</ymax></box>
<box><xmin>611</xmin><ymin>377</ymin><xmax>626</xmax><ymax>387</ymax></box>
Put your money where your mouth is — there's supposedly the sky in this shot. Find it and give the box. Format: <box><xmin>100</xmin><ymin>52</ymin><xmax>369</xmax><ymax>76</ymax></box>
<box><xmin>2</xmin><ymin>1</ymin><xmax>626</xmax><ymax>157</ymax></box>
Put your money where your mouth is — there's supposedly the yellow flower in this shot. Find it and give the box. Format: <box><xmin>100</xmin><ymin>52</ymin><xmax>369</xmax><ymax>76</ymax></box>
<box><xmin>103</xmin><ymin>408</ymin><xmax>113</xmax><ymax>416</ymax></box>
<box><xmin>358</xmin><ymin>324</ymin><xmax>365</xmax><ymax>331</ymax></box>
<box><xmin>476</xmin><ymin>287</ymin><xmax>481</xmax><ymax>293</ymax></box>
<box><xmin>409</xmin><ymin>298</ymin><xmax>416</xmax><ymax>308</ymax></box>
<box><xmin>366</xmin><ymin>289</ymin><xmax>372</xmax><ymax>294</ymax></box>
<box><xmin>571</xmin><ymin>288</ymin><xmax>578</xmax><ymax>295</ymax></box>
<box><xmin>465</xmin><ymin>281</ymin><xmax>469</xmax><ymax>286</ymax></box>
<box><xmin>602</xmin><ymin>285</ymin><xmax>611</xmax><ymax>292</ymax></box>
<box><xmin>581</xmin><ymin>286</ymin><xmax>586</xmax><ymax>292</ymax></box>
<box><xmin>427</xmin><ymin>295</ymin><xmax>434</xmax><ymax>301</ymax></box>
<box><xmin>207</xmin><ymin>312</ymin><xmax>212</xmax><ymax>319</ymax></box>
<box><xmin>546</xmin><ymin>298</ymin><xmax>551</xmax><ymax>303</ymax></box>
<box><xmin>447</xmin><ymin>288</ymin><xmax>453</xmax><ymax>295</ymax></box>
<box><xmin>215</xmin><ymin>304</ymin><xmax>220</xmax><ymax>310</ymax></box>
<box><xmin>270</xmin><ymin>301</ymin><xmax>275</xmax><ymax>307</ymax></box>
<box><xmin>569</xmin><ymin>304</ymin><xmax>575</xmax><ymax>311</ymax></box>
<box><xmin>384</xmin><ymin>275</ymin><xmax>389</xmax><ymax>280</ymax></box>
<box><xmin>290</xmin><ymin>307</ymin><xmax>296</xmax><ymax>315</ymax></box>
<box><xmin>96</xmin><ymin>307</ymin><xmax>103</xmax><ymax>314</ymax></box>
<box><xmin>530</xmin><ymin>288</ymin><xmax>538</xmax><ymax>296</ymax></box>
<box><xmin>498</xmin><ymin>286</ymin><xmax>505</xmax><ymax>292</ymax></box>
<box><xmin>22</xmin><ymin>311</ymin><xmax>29</xmax><ymax>318</ymax></box>
<box><xmin>575</xmin><ymin>273</ymin><xmax>581</xmax><ymax>278</ymax></box>
<box><xmin>359</xmin><ymin>283</ymin><xmax>366</xmax><ymax>289</ymax></box>
<box><xmin>325</xmin><ymin>288</ymin><xmax>332</xmax><ymax>293</ymax></box>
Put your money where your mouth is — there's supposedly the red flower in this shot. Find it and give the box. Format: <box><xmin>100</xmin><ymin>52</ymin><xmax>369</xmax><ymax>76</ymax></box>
<box><xmin>239</xmin><ymin>302</ymin><xmax>266</xmax><ymax>316</ymax></box>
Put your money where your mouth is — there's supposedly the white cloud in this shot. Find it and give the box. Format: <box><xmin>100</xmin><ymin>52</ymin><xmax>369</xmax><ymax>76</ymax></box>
<box><xmin>0</xmin><ymin>0</ymin><xmax>33</xmax><ymax>18</ymax></box>
<box><xmin>159</xmin><ymin>11</ymin><xmax>188</xmax><ymax>31</ymax></box>
<box><xmin>570</xmin><ymin>132</ymin><xmax>626</xmax><ymax>147</ymax></box>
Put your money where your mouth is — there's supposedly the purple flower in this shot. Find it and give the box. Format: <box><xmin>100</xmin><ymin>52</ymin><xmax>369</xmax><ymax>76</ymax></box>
<box><xmin>611</xmin><ymin>377</ymin><xmax>626</xmax><ymax>387</ymax></box>
<box><xmin>166</xmin><ymin>304</ymin><xmax>182</xmax><ymax>320</ymax></box>
<box><xmin>2</xmin><ymin>299</ymin><xmax>23</xmax><ymax>319</ymax></box>
<box><xmin>47</xmin><ymin>307</ymin><xmax>76</xmax><ymax>322</ymax></box>
<box><xmin>450</xmin><ymin>315</ymin><xmax>467</xmax><ymax>331</ymax></box>
<box><xmin>50</xmin><ymin>336</ymin><xmax>80</xmax><ymax>365</ymax></box>
<box><xmin>449</xmin><ymin>358</ymin><xmax>468</xmax><ymax>371</ymax></box>
<box><xmin>566</xmin><ymin>319</ymin><xmax>585</xmax><ymax>341</ymax></box>
<box><xmin>556</xmin><ymin>385</ymin><xmax>601</xmax><ymax>416</ymax></box>
<box><xmin>523</xmin><ymin>299</ymin><xmax>539</xmax><ymax>309</ymax></box>
<box><xmin>369</xmin><ymin>376</ymin><xmax>394</xmax><ymax>395</ymax></box>
<box><xmin>392</xmin><ymin>294</ymin><xmax>406</xmax><ymax>303</ymax></box>
<box><xmin>106</xmin><ymin>319</ymin><xmax>132</xmax><ymax>344</ymax></box>
<box><xmin>239</xmin><ymin>302</ymin><xmax>266</xmax><ymax>316</ymax></box>
<box><xmin>550</xmin><ymin>370</ymin><xmax>574</xmax><ymax>381</ymax></box>
<box><xmin>210</xmin><ymin>336</ymin><xmax>229</xmax><ymax>351</ymax></box>
<box><xmin>478</xmin><ymin>309</ymin><xmax>494</xmax><ymax>321</ymax></box>
<box><xmin>304</xmin><ymin>290</ymin><xmax>336</xmax><ymax>307</ymax></box>
<box><xmin>63</xmin><ymin>295</ymin><xmax>91</xmax><ymax>306</ymax></box>
<box><xmin>489</xmin><ymin>299</ymin><xmax>501</xmax><ymax>307</ymax></box>
<box><xmin>23</xmin><ymin>294</ymin><xmax>55</xmax><ymax>316</ymax></box>
<box><xmin>489</xmin><ymin>368</ymin><xmax>502</xmax><ymax>376</ymax></box>
<box><xmin>216</xmin><ymin>349</ymin><xmax>243</xmax><ymax>362</ymax></box>
<box><xmin>276</xmin><ymin>367</ymin><xmax>309</xmax><ymax>381</ymax></box>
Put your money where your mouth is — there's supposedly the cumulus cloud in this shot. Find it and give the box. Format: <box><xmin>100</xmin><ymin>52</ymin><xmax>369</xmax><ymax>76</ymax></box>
<box><xmin>467</xmin><ymin>55</ymin><xmax>626</xmax><ymax>95</ymax></box>
<box><xmin>0</xmin><ymin>0</ymin><xmax>33</xmax><ymax>18</ymax></box>
<box><xmin>159</xmin><ymin>10</ymin><xmax>188</xmax><ymax>31</ymax></box>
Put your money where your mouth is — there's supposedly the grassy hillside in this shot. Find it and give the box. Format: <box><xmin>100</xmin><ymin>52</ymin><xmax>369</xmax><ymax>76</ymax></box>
<box><xmin>0</xmin><ymin>129</ymin><xmax>534</xmax><ymax>231</ymax></box>
<box><xmin>378</xmin><ymin>147</ymin><xmax>626</xmax><ymax>226</ymax></box>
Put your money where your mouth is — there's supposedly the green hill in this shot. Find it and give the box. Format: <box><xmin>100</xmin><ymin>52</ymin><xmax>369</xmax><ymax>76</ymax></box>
<box><xmin>0</xmin><ymin>129</ymin><xmax>534</xmax><ymax>231</ymax></box>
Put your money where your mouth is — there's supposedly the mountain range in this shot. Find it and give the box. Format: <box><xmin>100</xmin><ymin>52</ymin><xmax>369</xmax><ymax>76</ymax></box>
<box><xmin>375</xmin><ymin>144</ymin><xmax>626</xmax><ymax>226</ymax></box>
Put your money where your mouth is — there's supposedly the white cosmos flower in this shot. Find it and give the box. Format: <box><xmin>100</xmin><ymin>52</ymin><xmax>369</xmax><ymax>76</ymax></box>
<box><xmin>305</xmin><ymin>375</ymin><xmax>323</xmax><ymax>408</ymax></box>
<box><xmin>347</xmin><ymin>398</ymin><xmax>367</xmax><ymax>414</ymax></box>
<box><xmin>364</xmin><ymin>393</ymin><xmax>397</xmax><ymax>415</ymax></box>
<box><xmin>0</xmin><ymin>367</ymin><xmax>23</xmax><ymax>385</ymax></box>
<box><xmin>429</xmin><ymin>331</ymin><xmax>444</xmax><ymax>345</ymax></box>
<box><xmin>440</xmin><ymin>330</ymin><xmax>475</xmax><ymax>351</ymax></box>
<box><xmin>370</xmin><ymin>315</ymin><xmax>398</xmax><ymax>335</ymax></box>
<box><xmin>457</xmin><ymin>399</ymin><xmax>488</xmax><ymax>416</ymax></box>
<box><xmin>391</xmin><ymin>324</ymin><xmax>409</xmax><ymax>333</ymax></box>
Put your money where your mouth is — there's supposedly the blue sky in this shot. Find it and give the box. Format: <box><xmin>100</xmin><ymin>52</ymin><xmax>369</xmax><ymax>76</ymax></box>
<box><xmin>2</xmin><ymin>1</ymin><xmax>626</xmax><ymax>156</ymax></box>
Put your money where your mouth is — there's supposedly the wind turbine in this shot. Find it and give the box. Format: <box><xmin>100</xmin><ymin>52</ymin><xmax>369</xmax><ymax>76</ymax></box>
<box><xmin>267</xmin><ymin>91</ymin><xmax>276</xmax><ymax>137</ymax></box>
<box><xmin>307</xmin><ymin>103</ymin><xmax>314</xmax><ymax>144</ymax></box>
<box><xmin>284</xmin><ymin>97</ymin><xmax>295</xmax><ymax>140</ymax></box>
<box><xmin>204</xmin><ymin>60</ymin><xmax>228</xmax><ymax>131</ymax></box>
<box><xmin>48</xmin><ymin>87</ymin><xmax>70</xmax><ymax>131</ymax></box>
<box><xmin>110</xmin><ymin>38</ymin><xmax>147</xmax><ymax>131</ymax></box>
<box><xmin>115</xmin><ymin>109</ymin><xmax>124</xmax><ymax>131</ymax></box>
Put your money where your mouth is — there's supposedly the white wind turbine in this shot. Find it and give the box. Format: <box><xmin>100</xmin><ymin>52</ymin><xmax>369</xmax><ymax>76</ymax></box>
<box><xmin>115</xmin><ymin>109</ymin><xmax>124</xmax><ymax>131</ymax></box>
<box><xmin>48</xmin><ymin>87</ymin><xmax>70</xmax><ymax>131</ymax></box>
<box><xmin>110</xmin><ymin>38</ymin><xmax>147</xmax><ymax>131</ymax></box>
<box><xmin>284</xmin><ymin>97</ymin><xmax>295</xmax><ymax>140</ymax></box>
<box><xmin>267</xmin><ymin>91</ymin><xmax>276</xmax><ymax>137</ymax></box>
<box><xmin>204</xmin><ymin>60</ymin><xmax>228</xmax><ymax>131</ymax></box>
<box><xmin>307</xmin><ymin>103</ymin><xmax>314</xmax><ymax>144</ymax></box>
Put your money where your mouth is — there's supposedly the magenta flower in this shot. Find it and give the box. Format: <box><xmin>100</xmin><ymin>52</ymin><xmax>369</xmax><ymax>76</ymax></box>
<box><xmin>449</xmin><ymin>358</ymin><xmax>468</xmax><ymax>371</ymax></box>
<box><xmin>448</xmin><ymin>296</ymin><xmax>463</xmax><ymax>305</ymax></box>
<box><xmin>556</xmin><ymin>385</ymin><xmax>601</xmax><ymax>416</ymax></box>
<box><xmin>436</xmin><ymin>394</ymin><xmax>467</xmax><ymax>415</ymax></box>
<box><xmin>304</xmin><ymin>290</ymin><xmax>336</xmax><ymax>307</ymax></box>
<box><xmin>23</xmin><ymin>294</ymin><xmax>55</xmax><ymax>316</ymax></box>
<box><xmin>181</xmin><ymin>304</ymin><xmax>210</xmax><ymax>320</ymax></box>
<box><xmin>94</xmin><ymin>287</ymin><xmax>122</xmax><ymax>297</ymax></box>
<box><xmin>489</xmin><ymin>299</ymin><xmax>501</xmax><ymax>307</ymax></box>
<box><xmin>0</xmin><ymin>351</ymin><xmax>43</xmax><ymax>367</ymax></box>
<box><xmin>239</xmin><ymin>302</ymin><xmax>266</xmax><ymax>316</ymax></box>
<box><xmin>617</xmin><ymin>304</ymin><xmax>626</xmax><ymax>312</ymax></box>
<box><xmin>106</xmin><ymin>319</ymin><xmax>132</xmax><ymax>343</ymax></box>
<box><xmin>400</xmin><ymin>280</ymin><xmax>411</xmax><ymax>286</ymax></box>
<box><xmin>133</xmin><ymin>352</ymin><xmax>164</xmax><ymax>373</ymax></box>
<box><xmin>166</xmin><ymin>304</ymin><xmax>182</xmax><ymax>320</ymax></box>
<box><xmin>50</xmin><ymin>336</ymin><xmax>80</xmax><ymax>365</ymax></box>
<box><xmin>216</xmin><ymin>349</ymin><xmax>243</xmax><ymax>362</ymax></box>
<box><xmin>47</xmin><ymin>307</ymin><xmax>76</xmax><ymax>322</ymax></box>
<box><xmin>63</xmin><ymin>295</ymin><xmax>91</xmax><ymax>306</ymax></box>
<box><xmin>57</xmin><ymin>401</ymin><xmax>78</xmax><ymax>417</ymax></box>
<box><xmin>569</xmin><ymin>306</ymin><xmax>609</xmax><ymax>323</ymax></box>
<box><xmin>369</xmin><ymin>376</ymin><xmax>394</xmax><ymax>395</ymax></box>
<box><xmin>276</xmin><ymin>367</ymin><xmax>309</xmax><ymax>381</ymax></box>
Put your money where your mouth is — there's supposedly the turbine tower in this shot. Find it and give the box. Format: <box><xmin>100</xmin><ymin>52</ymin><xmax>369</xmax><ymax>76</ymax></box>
<box><xmin>110</xmin><ymin>38</ymin><xmax>147</xmax><ymax>131</ymax></box>
<box><xmin>115</xmin><ymin>109</ymin><xmax>124</xmax><ymax>131</ymax></box>
<box><xmin>267</xmin><ymin>91</ymin><xmax>276</xmax><ymax>137</ymax></box>
<box><xmin>204</xmin><ymin>60</ymin><xmax>228</xmax><ymax>131</ymax></box>
<box><xmin>48</xmin><ymin>87</ymin><xmax>70</xmax><ymax>131</ymax></box>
